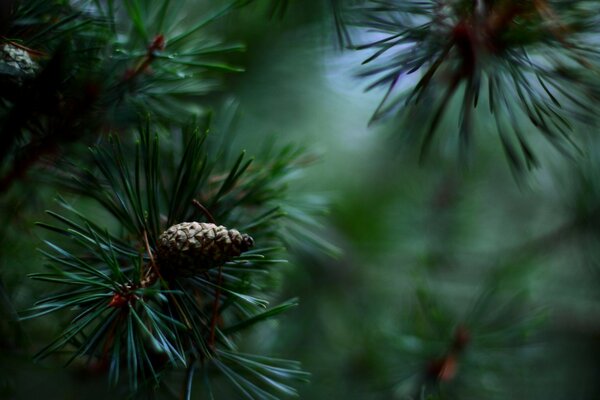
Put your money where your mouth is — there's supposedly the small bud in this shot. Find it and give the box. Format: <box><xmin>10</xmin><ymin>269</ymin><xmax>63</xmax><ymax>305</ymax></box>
<box><xmin>148</xmin><ymin>34</ymin><xmax>165</xmax><ymax>54</ymax></box>
<box><xmin>108</xmin><ymin>293</ymin><xmax>129</xmax><ymax>308</ymax></box>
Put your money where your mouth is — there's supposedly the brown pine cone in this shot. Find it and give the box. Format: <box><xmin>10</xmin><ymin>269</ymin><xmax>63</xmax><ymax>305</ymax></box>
<box><xmin>1</xmin><ymin>44</ymin><xmax>38</xmax><ymax>76</ymax></box>
<box><xmin>156</xmin><ymin>222</ymin><xmax>254</xmax><ymax>277</ymax></box>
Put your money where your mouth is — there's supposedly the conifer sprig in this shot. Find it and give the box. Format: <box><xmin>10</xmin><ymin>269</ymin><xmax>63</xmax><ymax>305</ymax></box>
<box><xmin>23</xmin><ymin>119</ymin><xmax>320</xmax><ymax>398</ymax></box>
<box><xmin>350</xmin><ymin>0</ymin><xmax>600</xmax><ymax>170</ymax></box>
<box><xmin>386</xmin><ymin>274</ymin><xmax>546</xmax><ymax>399</ymax></box>
<box><xmin>0</xmin><ymin>0</ymin><xmax>244</xmax><ymax>193</ymax></box>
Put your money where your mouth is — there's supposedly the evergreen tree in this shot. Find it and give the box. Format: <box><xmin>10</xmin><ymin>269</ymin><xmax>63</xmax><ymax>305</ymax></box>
<box><xmin>2</xmin><ymin>1</ymin><xmax>600</xmax><ymax>399</ymax></box>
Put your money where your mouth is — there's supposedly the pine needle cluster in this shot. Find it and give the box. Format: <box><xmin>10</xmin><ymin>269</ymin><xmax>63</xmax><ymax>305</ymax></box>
<box><xmin>340</xmin><ymin>0</ymin><xmax>600</xmax><ymax>170</ymax></box>
<box><xmin>23</xmin><ymin>118</ymin><xmax>317</xmax><ymax>398</ymax></box>
<box><xmin>1</xmin><ymin>1</ymin><xmax>327</xmax><ymax>398</ymax></box>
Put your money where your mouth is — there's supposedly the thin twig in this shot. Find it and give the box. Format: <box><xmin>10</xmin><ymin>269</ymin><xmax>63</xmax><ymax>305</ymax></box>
<box><xmin>122</xmin><ymin>34</ymin><xmax>164</xmax><ymax>82</ymax></box>
<box><xmin>143</xmin><ymin>231</ymin><xmax>192</xmax><ymax>329</ymax></box>
<box><xmin>192</xmin><ymin>199</ymin><xmax>216</xmax><ymax>224</ymax></box>
<box><xmin>209</xmin><ymin>265</ymin><xmax>223</xmax><ymax>348</ymax></box>
<box><xmin>142</xmin><ymin>230</ymin><xmax>162</xmax><ymax>287</ymax></box>
<box><xmin>0</xmin><ymin>36</ymin><xmax>47</xmax><ymax>56</ymax></box>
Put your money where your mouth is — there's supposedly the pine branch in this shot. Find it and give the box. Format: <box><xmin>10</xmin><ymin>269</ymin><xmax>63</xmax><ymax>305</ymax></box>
<box><xmin>348</xmin><ymin>0</ymin><xmax>600</xmax><ymax>171</ymax></box>
<box><xmin>22</xmin><ymin>118</ymin><xmax>325</xmax><ymax>397</ymax></box>
<box><xmin>0</xmin><ymin>0</ymin><xmax>245</xmax><ymax>194</ymax></box>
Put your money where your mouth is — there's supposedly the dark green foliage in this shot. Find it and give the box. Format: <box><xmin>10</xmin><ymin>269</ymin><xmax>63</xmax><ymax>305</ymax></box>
<box><xmin>386</xmin><ymin>275</ymin><xmax>545</xmax><ymax>399</ymax></box>
<box><xmin>22</xmin><ymin>119</ymin><xmax>317</xmax><ymax>398</ymax></box>
<box><xmin>0</xmin><ymin>0</ymin><xmax>106</xmax><ymax>191</ymax></box>
<box><xmin>0</xmin><ymin>4</ymin><xmax>330</xmax><ymax>395</ymax></box>
<box><xmin>3</xmin><ymin>1</ymin><xmax>600</xmax><ymax>399</ymax></box>
<box><xmin>238</xmin><ymin>0</ymin><xmax>294</xmax><ymax>19</ymax></box>
<box><xmin>0</xmin><ymin>0</ymin><xmax>242</xmax><ymax>193</ymax></box>
<box><xmin>93</xmin><ymin>0</ymin><xmax>245</xmax><ymax>124</ymax></box>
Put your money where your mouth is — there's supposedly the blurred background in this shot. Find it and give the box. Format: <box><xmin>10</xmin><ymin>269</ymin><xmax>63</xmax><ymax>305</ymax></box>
<box><xmin>2</xmin><ymin>1</ymin><xmax>600</xmax><ymax>399</ymax></box>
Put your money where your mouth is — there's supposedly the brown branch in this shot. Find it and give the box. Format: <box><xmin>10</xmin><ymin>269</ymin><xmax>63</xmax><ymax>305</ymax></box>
<box><xmin>142</xmin><ymin>231</ymin><xmax>192</xmax><ymax>330</ymax></box>
<box><xmin>142</xmin><ymin>230</ymin><xmax>162</xmax><ymax>287</ymax></box>
<box><xmin>209</xmin><ymin>265</ymin><xmax>223</xmax><ymax>349</ymax></box>
<box><xmin>192</xmin><ymin>199</ymin><xmax>216</xmax><ymax>224</ymax></box>
<box><xmin>122</xmin><ymin>34</ymin><xmax>165</xmax><ymax>82</ymax></box>
<box><xmin>0</xmin><ymin>36</ymin><xmax>47</xmax><ymax>57</ymax></box>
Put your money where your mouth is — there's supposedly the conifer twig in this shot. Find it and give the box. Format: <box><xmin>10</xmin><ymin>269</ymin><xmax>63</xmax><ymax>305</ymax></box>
<box><xmin>209</xmin><ymin>265</ymin><xmax>223</xmax><ymax>349</ymax></box>
<box><xmin>192</xmin><ymin>199</ymin><xmax>216</xmax><ymax>224</ymax></box>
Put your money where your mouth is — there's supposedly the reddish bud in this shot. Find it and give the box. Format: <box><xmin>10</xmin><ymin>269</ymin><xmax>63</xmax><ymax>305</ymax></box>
<box><xmin>438</xmin><ymin>354</ymin><xmax>458</xmax><ymax>381</ymax></box>
<box><xmin>108</xmin><ymin>293</ymin><xmax>129</xmax><ymax>308</ymax></box>
<box><xmin>427</xmin><ymin>354</ymin><xmax>458</xmax><ymax>382</ymax></box>
<box><xmin>149</xmin><ymin>34</ymin><xmax>165</xmax><ymax>53</ymax></box>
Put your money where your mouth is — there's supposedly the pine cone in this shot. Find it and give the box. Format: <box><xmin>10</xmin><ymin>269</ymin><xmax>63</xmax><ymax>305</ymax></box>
<box><xmin>156</xmin><ymin>222</ymin><xmax>254</xmax><ymax>277</ymax></box>
<box><xmin>0</xmin><ymin>44</ymin><xmax>38</xmax><ymax>77</ymax></box>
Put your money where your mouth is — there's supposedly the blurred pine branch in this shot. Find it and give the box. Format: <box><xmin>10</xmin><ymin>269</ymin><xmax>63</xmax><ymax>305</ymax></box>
<box><xmin>342</xmin><ymin>0</ymin><xmax>600</xmax><ymax>171</ymax></box>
